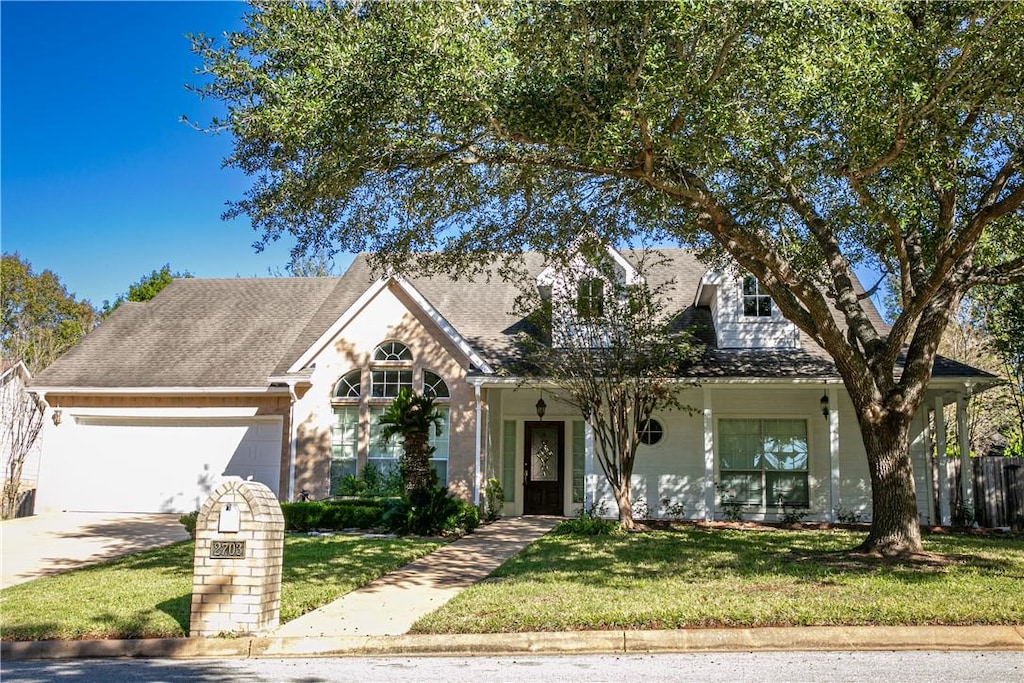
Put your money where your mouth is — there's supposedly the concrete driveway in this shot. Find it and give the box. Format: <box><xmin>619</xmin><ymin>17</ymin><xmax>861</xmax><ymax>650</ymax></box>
<box><xmin>1</xmin><ymin>512</ymin><xmax>189</xmax><ymax>589</ymax></box>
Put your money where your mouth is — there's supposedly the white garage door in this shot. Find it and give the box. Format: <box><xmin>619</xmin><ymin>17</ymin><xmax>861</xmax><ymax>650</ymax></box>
<box><xmin>43</xmin><ymin>417</ymin><xmax>283</xmax><ymax>513</ymax></box>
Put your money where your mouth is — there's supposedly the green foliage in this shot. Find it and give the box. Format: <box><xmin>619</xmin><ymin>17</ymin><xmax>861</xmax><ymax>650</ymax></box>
<box><xmin>280</xmin><ymin>499</ymin><xmax>394</xmax><ymax>532</ymax></box>
<box><xmin>836</xmin><ymin>507</ymin><xmax>863</xmax><ymax>525</ymax></box>
<box><xmin>383</xmin><ymin>484</ymin><xmax>479</xmax><ymax>537</ymax></box>
<box><xmin>178</xmin><ymin>511</ymin><xmax>198</xmax><ymax>539</ymax></box>
<box><xmin>1</xmin><ymin>253</ymin><xmax>96</xmax><ymax>372</ymax></box>
<box><xmin>483</xmin><ymin>477</ymin><xmax>504</xmax><ymax>522</ymax></box>
<box><xmin>379</xmin><ymin>388</ymin><xmax>444</xmax><ymax>496</ymax></box>
<box><xmin>975</xmin><ymin>284</ymin><xmax>1024</xmax><ymax>447</ymax></box>
<box><xmin>716</xmin><ymin>483</ymin><xmax>745</xmax><ymax>523</ymax></box>
<box><xmin>337</xmin><ymin>463</ymin><xmax>404</xmax><ymax>497</ymax></box>
<box><xmin>553</xmin><ymin>501</ymin><xmax>620</xmax><ymax>536</ymax></box>
<box><xmin>101</xmin><ymin>264</ymin><xmax>191</xmax><ymax>317</ymax></box>
<box><xmin>780</xmin><ymin>506</ymin><xmax>809</xmax><ymax>525</ymax></box>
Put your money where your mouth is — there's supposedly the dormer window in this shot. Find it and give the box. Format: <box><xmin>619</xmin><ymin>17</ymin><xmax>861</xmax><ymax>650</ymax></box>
<box><xmin>577</xmin><ymin>278</ymin><xmax>605</xmax><ymax>319</ymax></box>
<box><xmin>742</xmin><ymin>276</ymin><xmax>772</xmax><ymax>317</ymax></box>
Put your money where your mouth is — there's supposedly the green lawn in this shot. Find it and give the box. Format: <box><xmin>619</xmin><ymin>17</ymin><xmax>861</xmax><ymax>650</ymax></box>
<box><xmin>411</xmin><ymin>526</ymin><xmax>1024</xmax><ymax>633</ymax></box>
<box><xmin>0</xmin><ymin>535</ymin><xmax>443</xmax><ymax>641</ymax></box>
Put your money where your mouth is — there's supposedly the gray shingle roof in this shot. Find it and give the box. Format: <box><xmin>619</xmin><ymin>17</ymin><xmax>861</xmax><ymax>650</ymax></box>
<box><xmin>32</xmin><ymin>278</ymin><xmax>339</xmax><ymax>388</ymax></box>
<box><xmin>31</xmin><ymin>250</ymin><xmax>995</xmax><ymax>389</ymax></box>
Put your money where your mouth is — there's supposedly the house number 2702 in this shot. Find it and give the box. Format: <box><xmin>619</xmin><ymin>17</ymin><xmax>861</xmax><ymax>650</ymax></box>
<box><xmin>209</xmin><ymin>540</ymin><xmax>246</xmax><ymax>559</ymax></box>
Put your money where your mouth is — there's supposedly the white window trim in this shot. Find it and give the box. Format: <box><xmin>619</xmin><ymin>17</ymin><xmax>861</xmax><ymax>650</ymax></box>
<box><xmin>714</xmin><ymin>415</ymin><xmax>812</xmax><ymax>509</ymax></box>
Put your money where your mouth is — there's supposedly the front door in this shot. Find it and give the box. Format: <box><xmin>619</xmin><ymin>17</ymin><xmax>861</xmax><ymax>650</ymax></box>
<box><xmin>523</xmin><ymin>421</ymin><xmax>564</xmax><ymax>515</ymax></box>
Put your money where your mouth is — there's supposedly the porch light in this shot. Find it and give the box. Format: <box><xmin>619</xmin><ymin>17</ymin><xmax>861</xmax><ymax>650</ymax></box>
<box><xmin>820</xmin><ymin>393</ymin><xmax>829</xmax><ymax>419</ymax></box>
<box><xmin>52</xmin><ymin>409</ymin><xmax>63</xmax><ymax>426</ymax></box>
<box><xmin>535</xmin><ymin>396</ymin><xmax>547</xmax><ymax>420</ymax></box>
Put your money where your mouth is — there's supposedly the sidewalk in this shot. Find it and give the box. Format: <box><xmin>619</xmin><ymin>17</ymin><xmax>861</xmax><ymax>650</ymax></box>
<box><xmin>274</xmin><ymin>515</ymin><xmax>559</xmax><ymax>637</ymax></box>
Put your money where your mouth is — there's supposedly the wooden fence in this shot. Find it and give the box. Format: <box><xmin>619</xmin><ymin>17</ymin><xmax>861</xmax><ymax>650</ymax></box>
<box><xmin>951</xmin><ymin>457</ymin><xmax>1024</xmax><ymax>529</ymax></box>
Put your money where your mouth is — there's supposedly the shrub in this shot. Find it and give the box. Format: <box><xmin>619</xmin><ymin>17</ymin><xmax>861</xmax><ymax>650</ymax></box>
<box><xmin>383</xmin><ymin>485</ymin><xmax>479</xmax><ymax>537</ymax></box>
<box><xmin>280</xmin><ymin>498</ymin><xmax>394</xmax><ymax>532</ymax></box>
<box><xmin>337</xmin><ymin>464</ymin><xmax>404</xmax><ymax>497</ymax></box>
<box><xmin>836</xmin><ymin>507</ymin><xmax>862</xmax><ymax>524</ymax></box>
<box><xmin>553</xmin><ymin>501</ymin><xmax>619</xmax><ymax>535</ymax></box>
<box><xmin>179</xmin><ymin>511</ymin><xmax>198</xmax><ymax>539</ymax></box>
<box><xmin>484</xmin><ymin>478</ymin><xmax>504</xmax><ymax>521</ymax></box>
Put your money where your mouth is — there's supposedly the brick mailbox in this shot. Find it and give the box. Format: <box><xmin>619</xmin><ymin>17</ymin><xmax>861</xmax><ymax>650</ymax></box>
<box><xmin>189</xmin><ymin>478</ymin><xmax>285</xmax><ymax>637</ymax></box>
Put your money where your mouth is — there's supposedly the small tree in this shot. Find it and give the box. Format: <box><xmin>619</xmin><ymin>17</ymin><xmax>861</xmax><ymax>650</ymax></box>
<box><xmin>378</xmin><ymin>388</ymin><xmax>444</xmax><ymax>500</ymax></box>
<box><xmin>977</xmin><ymin>283</ymin><xmax>1024</xmax><ymax>455</ymax></box>
<box><xmin>1</xmin><ymin>253</ymin><xmax>96</xmax><ymax>372</ymax></box>
<box><xmin>1</xmin><ymin>366</ymin><xmax>44</xmax><ymax>519</ymax></box>
<box><xmin>101</xmin><ymin>264</ymin><xmax>192</xmax><ymax>317</ymax></box>
<box><xmin>520</xmin><ymin>248</ymin><xmax>700</xmax><ymax>529</ymax></box>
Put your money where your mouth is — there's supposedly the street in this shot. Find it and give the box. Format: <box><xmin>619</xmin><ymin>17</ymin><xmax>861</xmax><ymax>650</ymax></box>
<box><xmin>3</xmin><ymin>650</ymin><xmax>1022</xmax><ymax>683</ymax></box>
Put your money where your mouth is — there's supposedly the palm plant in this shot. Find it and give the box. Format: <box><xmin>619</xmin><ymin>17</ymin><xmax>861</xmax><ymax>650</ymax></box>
<box><xmin>378</xmin><ymin>388</ymin><xmax>444</xmax><ymax>500</ymax></box>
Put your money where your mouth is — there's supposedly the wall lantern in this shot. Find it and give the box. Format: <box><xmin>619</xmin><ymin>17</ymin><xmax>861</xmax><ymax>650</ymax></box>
<box><xmin>535</xmin><ymin>396</ymin><xmax>547</xmax><ymax>421</ymax></box>
<box><xmin>52</xmin><ymin>409</ymin><xmax>63</xmax><ymax>426</ymax></box>
<box><xmin>820</xmin><ymin>392</ymin><xmax>829</xmax><ymax>419</ymax></box>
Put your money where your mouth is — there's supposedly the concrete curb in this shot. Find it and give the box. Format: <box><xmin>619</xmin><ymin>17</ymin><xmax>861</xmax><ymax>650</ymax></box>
<box><xmin>4</xmin><ymin>625</ymin><xmax>1023</xmax><ymax>661</ymax></box>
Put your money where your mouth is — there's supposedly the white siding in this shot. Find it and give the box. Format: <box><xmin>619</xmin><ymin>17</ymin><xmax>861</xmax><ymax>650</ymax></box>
<box><xmin>835</xmin><ymin>393</ymin><xmax>872</xmax><ymax>522</ymax></box>
<box><xmin>708</xmin><ymin>275</ymin><xmax>800</xmax><ymax>349</ymax></box>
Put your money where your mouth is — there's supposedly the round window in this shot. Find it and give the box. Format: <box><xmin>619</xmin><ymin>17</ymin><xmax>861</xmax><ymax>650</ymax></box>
<box><xmin>639</xmin><ymin>419</ymin><xmax>664</xmax><ymax>446</ymax></box>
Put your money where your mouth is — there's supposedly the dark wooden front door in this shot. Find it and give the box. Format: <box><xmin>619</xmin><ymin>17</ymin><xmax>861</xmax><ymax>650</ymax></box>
<box><xmin>523</xmin><ymin>421</ymin><xmax>564</xmax><ymax>515</ymax></box>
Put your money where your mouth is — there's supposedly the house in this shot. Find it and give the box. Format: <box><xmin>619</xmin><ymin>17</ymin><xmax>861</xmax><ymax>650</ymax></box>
<box><xmin>28</xmin><ymin>247</ymin><xmax>996</xmax><ymax>524</ymax></box>
<box><xmin>1</xmin><ymin>359</ymin><xmax>44</xmax><ymax>518</ymax></box>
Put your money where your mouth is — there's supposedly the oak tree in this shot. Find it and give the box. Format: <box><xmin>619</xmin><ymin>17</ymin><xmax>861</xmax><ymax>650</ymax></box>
<box><xmin>193</xmin><ymin>1</ymin><xmax>1024</xmax><ymax>554</ymax></box>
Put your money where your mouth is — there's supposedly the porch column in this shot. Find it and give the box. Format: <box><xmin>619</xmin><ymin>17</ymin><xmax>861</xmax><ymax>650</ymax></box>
<box><xmin>703</xmin><ymin>386</ymin><xmax>715</xmax><ymax>521</ymax></box>
<box><xmin>957</xmin><ymin>393</ymin><xmax>972</xmax><ymax>514</ymax></box>
<box><xmin>923</xmin><ymin>407</ymin><xmax>936</xmax><ymax>524</ymax></box>
<box><xmin>827</xmin><ymin>386</ymin><xmax>840</xmax><ymax>523</ymax></box>
<box><xmin>935</xmin><ymin>396</ymin><xmax>951</xmax><ymax>525</ymax></box>
<box><xmin>585</xmin><ymin>422</ymin><xmax>595</xmax><ymax>509</ymax></box>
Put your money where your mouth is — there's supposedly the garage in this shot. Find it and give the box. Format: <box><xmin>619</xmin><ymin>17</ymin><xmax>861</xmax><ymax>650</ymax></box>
<box><xmin>37</xmin><ymin>416</ymin><xmax>284</xmax><ymax>514</ymax></box>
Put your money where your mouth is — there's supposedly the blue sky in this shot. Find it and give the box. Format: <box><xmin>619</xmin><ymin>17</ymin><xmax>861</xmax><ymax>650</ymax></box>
<box><xmin>2</xmin><ymin>1</ymin><xmax>330</xmax><ymax>307</ymax></box>
<box><xmin>3</xmin><ymin>1</ymin><xmax>887</xmax><ymax>316</ymax></box>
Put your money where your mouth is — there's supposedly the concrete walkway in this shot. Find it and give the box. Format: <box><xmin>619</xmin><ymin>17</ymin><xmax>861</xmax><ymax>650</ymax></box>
<box><xmin>1</xmin><ymin>512</ymin><xmax>188</xmax><ymax>589</ymax></box>
<box><xmin>273</xmin><ymin>516</ymin><xmax>559</xmax><ymax>637</ymax></box>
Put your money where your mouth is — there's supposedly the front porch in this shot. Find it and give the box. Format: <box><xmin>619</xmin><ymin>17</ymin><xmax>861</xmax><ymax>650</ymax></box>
<box><xmin>470</xmin><ymin>380</ymin><xmax>980</xmax><ymax>526</ymax></box>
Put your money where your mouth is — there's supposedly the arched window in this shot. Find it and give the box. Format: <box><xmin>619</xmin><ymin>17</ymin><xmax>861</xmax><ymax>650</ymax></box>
<box><xmin>373</xmin><ymin>341</ymin><xmax>412</xmax><ymax>362</ymax></box>
<box><xmin>328</xmin><ymin>341</ymin><xmax>454</xmax><ymax>495</ymax></box>
<box><xmin>423</xmin><ymin>370</ymin><xmax>450</xmax><ymax>399</ymax></box>
<box><xmin>333</xmin><ymin>370</ymin><xmax>361</xmax><ymax>399</ymax></box>
<box><xmin>330</xmin><ymin>369</ymin><xmax>362</xmax><ymax>494</ymax></box>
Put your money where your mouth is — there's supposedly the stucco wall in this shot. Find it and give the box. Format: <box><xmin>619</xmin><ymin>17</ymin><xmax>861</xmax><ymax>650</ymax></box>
<box><xmin>291</xmin><ymin>282</ymin><xmax>477</xmax><ymax>500</ymax></box>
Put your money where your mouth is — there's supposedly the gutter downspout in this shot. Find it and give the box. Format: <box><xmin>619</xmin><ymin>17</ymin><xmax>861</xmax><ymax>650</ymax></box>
<box><xmin>285</xmin><ymin>382</ymin><xmax>298</xmax><ymax>502</ymax></box>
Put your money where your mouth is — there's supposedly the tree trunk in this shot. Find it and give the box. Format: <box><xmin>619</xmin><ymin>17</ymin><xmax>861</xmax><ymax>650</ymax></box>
<box><xmin>856</xmin><ymin>415</ymin><xmax>924</xmax><ymax>556</ymax></box>
<box><xmin>613</xmin><ymin>482</ymin><xmax>635</xmax><ymax>530</ymax></box>
<box><xmin>402</xmin><ymin>432</ymin><xmax>433</xmax><ymax>496</ymax></box>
